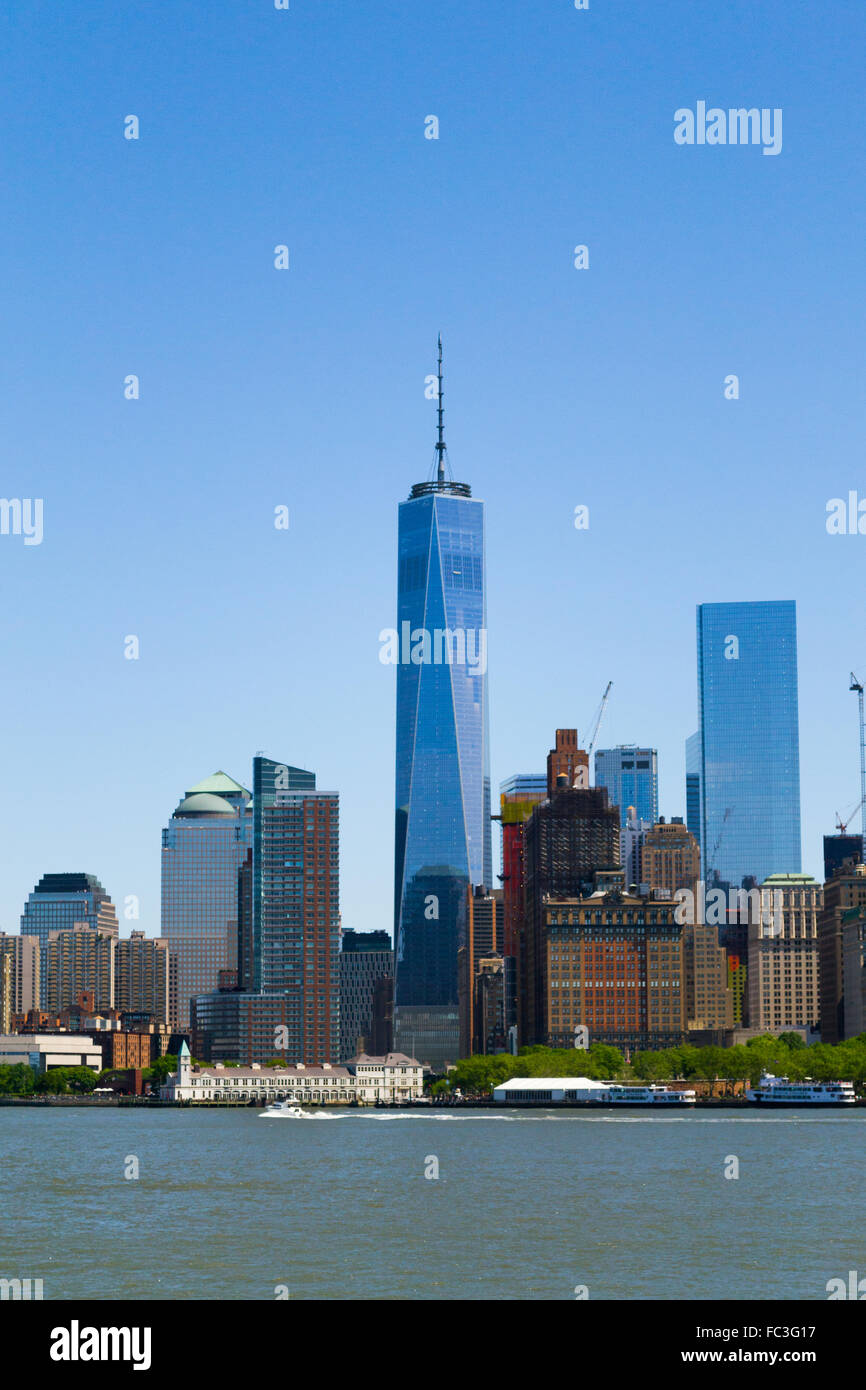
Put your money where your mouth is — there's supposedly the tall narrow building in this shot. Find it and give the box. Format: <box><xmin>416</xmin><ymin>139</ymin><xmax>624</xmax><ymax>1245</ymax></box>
<box><xmin>696</xmin><ymin>601</ymin><xmax>801</xmax><ymax>890</ymax></box>
<box><xmin>595</xmin><ymin>747</ymin><xmax>658</xmax><ymax>828</ymax></box>
<box><xmin>161</xmin><ymin>772</ymin><xmax>252</xmax><ymax>1030</ymax></box>
<box><xmin>393</xmin><ymin>341</ymin><xmax>491</xmax><ymax>1071</ymax></box>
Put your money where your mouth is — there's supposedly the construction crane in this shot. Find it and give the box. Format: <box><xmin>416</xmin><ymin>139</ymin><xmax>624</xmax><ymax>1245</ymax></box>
<box><xmin>851</xmin><ymin>673</ymin><xmax>866</xmax><ymax>839</ymax></box>
<box><xmin>586</xmin><ymin>680</ymin><xmax>613</xmax><ymax>761</ymax></box>
<box><xmin>705</xmin><ymin>805</ymin><xmax>732</xmax><ymax>885</ymax></box>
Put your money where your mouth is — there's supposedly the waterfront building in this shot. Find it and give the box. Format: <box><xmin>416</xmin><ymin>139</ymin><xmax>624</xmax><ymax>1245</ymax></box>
<box><xmin>191</xmin><ymin>984</ymin><xmax>291</xmax><ymax>1065</ymax></box>
<box><xmin>0</xmin><ymin>933</ymin><xmax>40</xmax><ymax>1017</ymax></box>
<box><xmin>818</xmin><ymin>861</ymin><xmax>866</xmax><ymax>1043</ymax></box>
<box><xmin>115</xmin><ymin>932</ymin><xmax>170</xmax><ymax>1025</ymax></box>
<box><xmin>393</xmin><ymin>343</ymin><xmax>491</xmax><ymax>1073</ymax></box>
<box><xmin>0</xmin><ymin>1033</ymin><xmax>103</xmax><ymax>1072</ymax></box>
<box><xmin>43</xmin><ymin>926</ymin><xmax>115</xmax><ymax>1014</ymax></box>
<box><xmin>745</xmin><ymin>874</ymin><xmax>821</xmax><ymax>1032</ymax></box>
<box><xmin>696</xmin><ymin>601</ymin><xmax>801</xmax><ymax>889</ymax></box>
<box><xmin>523</xmin><ymin>782</ymin><xmax>621</xmax><ymax>1043</ymax></box>
<box><xmin>642</xmin><ymin>818</ymin><xmax>700</xmax><ymax>898</ymax></box>
<box><xmin>339</xmin><ymin>930</ymin><xmax>394</xmax><ymax>1062</ymax></box>
<box><xmin>160</xmin><ymin>1040</ymin><xmax>423</xmax><ymax>1103</ymax></box>
<box><xmin>161</xmin><ymin>771</ymin><xmax>252</xmax><ymax>1031</ymax></box>
<box><xmin>542</xmin><ymin>886</ymin><xmax>685</xmax><ymax>1051</ymax></box>
<box><xmin>595</xmin><ymin>747</ymin><xmax>658</xmax><ymax>829</ymax></box>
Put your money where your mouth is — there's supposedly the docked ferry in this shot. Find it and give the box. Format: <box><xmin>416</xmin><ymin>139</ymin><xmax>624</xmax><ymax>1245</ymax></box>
<box><xmin>606</xmin><ymin>1084</ymin><xmax>696</xmax><ymax>1106</ymax></box>
<box><xmin>746</xmin><ymin>1074</ymin><xmax>856</xmax><ymax>1106</ymax></box>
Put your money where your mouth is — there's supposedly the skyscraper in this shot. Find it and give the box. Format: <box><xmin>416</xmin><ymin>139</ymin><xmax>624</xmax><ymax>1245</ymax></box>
<box><xmin>21</xmin><ymin>872</ymin><xmax>118</xmax><ymax>953</ymax></box>
<box><xmin>595</xmin><ymin>746</ymin><xmax>658</xmax><ymax>828</ymax></box>
<box><xmin>161</xmin><ymin>772</ymin><xmax>252</xmax><ymax>1030</ymax></box>
<box><xmin>696</xmin><ymin>601</ymin><xmax>801</xmax><ymax>890</ymax></box>
<box><xmin>685</xmin><ymin>731</ymin><xmax>701</xmax><ymax>850</ymax></box>
<box><xmin>393</xmin><ymin>341</ymin><xmax>491</xmax><ymax>1071</ymax></box>
<box><xmin>339</xmin><ymin>930</ymin><xmax>393</xmax><ymax>1063</ymax></box>
<box><xmin>251</xmin><ymin>755</ymin><xmax>339</xmax><ymax>1063</ymax></box>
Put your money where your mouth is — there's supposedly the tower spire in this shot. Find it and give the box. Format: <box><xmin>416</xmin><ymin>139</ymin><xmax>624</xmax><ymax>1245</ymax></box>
<box><xmin>435</xmin><ymin>334</ymin><xmax>446</xmax><ymax>482</ymax></box>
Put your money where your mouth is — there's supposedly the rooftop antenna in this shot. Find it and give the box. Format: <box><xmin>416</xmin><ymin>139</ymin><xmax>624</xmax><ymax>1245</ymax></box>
<box><xmin>435</xmin><ymin>334</ymin><xmax>446</xmax><ymax>483</ymax></box>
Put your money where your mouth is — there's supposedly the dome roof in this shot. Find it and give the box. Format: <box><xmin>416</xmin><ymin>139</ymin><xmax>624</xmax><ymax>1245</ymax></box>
<box><xmin>185</xmin><ymin>771</ymin><xmax>250</xmax><ymax>799</ymax></box>
<box><xmin>174</xmin><ymin>792</ymin><xmax>237</xmax><ymax>817</ymax></box>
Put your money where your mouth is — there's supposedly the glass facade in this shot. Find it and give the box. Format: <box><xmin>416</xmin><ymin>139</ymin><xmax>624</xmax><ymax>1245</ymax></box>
<box><xmin>393</xmin><ymin>485</ymin><xmax>491</xmax><ymax>1071</ymax></box>
<box><xmin>697</xmin><ymin>601</ymin><xmax>801</xmax><ymax>889</ymax></box>
<box><xmin>685</xmin><ymin>730</ymin><xmax>701</xmax><ymax>849</ymax></box>
<box><xmin>594</xmin><ymin>747</ymin><xmax>658</xmax><ymax>828</ymax></box>
<box><xmin>21</xmin><ymin>873</ymin><xmax>118</xmax><ymax>996</ymax></box>
<box><xmin>161</xmin><ymin>774</ymin><xmax>252</xmax><ymax>1031</ymax></box>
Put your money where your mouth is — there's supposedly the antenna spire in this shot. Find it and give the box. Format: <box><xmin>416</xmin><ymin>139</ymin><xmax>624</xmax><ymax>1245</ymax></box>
<box><xmin>435</xmin><ymin>334</ymin><xmax>446</xmax><ymax>482</ymax></box>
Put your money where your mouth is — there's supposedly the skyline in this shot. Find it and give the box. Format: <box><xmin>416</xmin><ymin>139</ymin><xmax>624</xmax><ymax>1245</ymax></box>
<box><xmin>1</xmin><ymin>1</ymin><xmax>864</xmax><ymax>940</ymax></box>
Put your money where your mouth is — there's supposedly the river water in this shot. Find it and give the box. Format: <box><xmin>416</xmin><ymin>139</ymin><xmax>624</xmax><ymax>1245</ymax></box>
<box><xmin>3</xmin><ymin>1107</ymin><xmax>864</xmax><ymax>1300</ymax></box>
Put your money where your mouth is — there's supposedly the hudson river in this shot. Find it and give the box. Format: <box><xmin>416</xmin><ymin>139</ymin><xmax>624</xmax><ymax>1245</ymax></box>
<box><xmin>4</xmin><ymin>1108</ymin><xmax>865</xmax><ymax>1300</ymax></box>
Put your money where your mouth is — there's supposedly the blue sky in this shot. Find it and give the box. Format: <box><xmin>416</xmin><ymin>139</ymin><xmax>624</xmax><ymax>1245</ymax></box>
<box><xmin>1</xmin><ymin>0</ymin><xmax>864</xmax><ymax>936</ymax></box>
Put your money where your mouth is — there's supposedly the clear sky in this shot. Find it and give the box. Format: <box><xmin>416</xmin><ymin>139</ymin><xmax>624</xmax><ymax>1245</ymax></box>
<box><xmin>1</xmin><ymin>0</ymin><xmax>864</xmax><ymax>938</ymax></box>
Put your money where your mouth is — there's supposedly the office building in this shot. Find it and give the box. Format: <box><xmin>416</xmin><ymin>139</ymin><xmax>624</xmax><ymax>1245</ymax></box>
<box><xmin>161</xmin><ymin>771</ymin><xmax>252</xmax><ymax>1030</ymax></box>
<box><xmin>842</xmin><ymin>904</ymin><xmax>866</xmax><ymax>1038</ymax></box>
<box><xmin>523</xmin><ymin>781</ymin><xmax>621</xmax><ymax>1042</ymax></box>
<box><xmin>685</xmin><ymin>731</ymin><xmax>701</xmax><ymax>849</ymax></box>
<box><xmin>499</xmin><ymin>774</ymin><xmax>547</xmax><ymax>1041</ymax></box>
<box><xmin>621</xmin><ymin>809</ymin><xmax>652</xmax><ymax>890</ymax></box>
<box><xmin>542</xmin><ymin>887</ymin><xmax>685</xmax><ymax>1051</ymax></box>
<box><xmin>191</xmin><ymin>985</ymin><xmax>292</xmax><ymax>1065</ymax></box>
<box><xmin>818</xmin><ymin>861</ymin><xmax>866</xmax><ymax>1043</ymax></box>
<box><xmin>339</xmin><ymin>930</ymin><xmax>394</xmax><ymax>1063</ymax></box>
<box><xmin>457</xmin><ymin>886</ymin><xmax>503</xmax><ymax>1055</ymax></box>
<box><xmin>393</xmin><ymin>344</ymin><xmax>491</xmax><ymax>1071</ymax></box>
<box><xmin>696</xmin><ymin>601</ymin><xmax>801</xmax><ymax>889</ymax></box>
<box><xmin>746</xmin><ymin>874</ymin><xmax>821</xmax><ymax>1032</ymax></box>
<box><xmin>0</xmin><ymin>1034</ymin><xmax>103</xmax><ymax>1072</ymax></box>
<box><xmin>642</xmin><ymin>818</ymin><xmax>701</xmax><ymax>898</ymax></box>
<box><xmin>824</xmin><ymin>834</ymin><xmax>863</xmax><ymax>884</ymax></box>
<box><xmin>595</xmin><ymin>747</ymin><xmax>658</xmax><ymax>828</ymax></box>
<box><xmin>682</xmin><ymin>922</ymin><xmax>733</xmax><ymax>1032</ymax></box>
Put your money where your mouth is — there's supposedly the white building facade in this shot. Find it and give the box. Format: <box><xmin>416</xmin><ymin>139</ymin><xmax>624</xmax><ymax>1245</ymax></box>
<box><xmin>161</xmin><ymin>1043</ymin><xmax>423</xmax><ymax>1104</ymax></box>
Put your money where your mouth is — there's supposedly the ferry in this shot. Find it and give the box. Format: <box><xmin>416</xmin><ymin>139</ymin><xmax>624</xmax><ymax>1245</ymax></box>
<box><xmin>259</xmin><ymin>1100</ymin><xmax>307</xmax><ymax>1118</ymax></box>
<box><xmin>606</xmin><ymin>1084</ymin><xmax>696</xmax><ymax>1106</ymax></box>
<box><xmin>746</xmin><ymin>1073</ymin><xmax>856</xmax><ymax>1106</ymax></box>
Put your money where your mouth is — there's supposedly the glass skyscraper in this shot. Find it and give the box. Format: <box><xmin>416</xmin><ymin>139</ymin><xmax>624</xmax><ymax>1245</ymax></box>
<box><xmin>161</xmin><ymin>771</ymin><xmax>252</xmax><ymax>1030</ymax></box>
<box><xmin>696</xmin><ymin>601</ymin><xmax>801</xmax><ymax>890</ymax></box>
<box><xmin>594</xmin><ymin>746</ymin><xmax>659</xmax><ymax>828</ymax></box>
<box><xmin>393</xmin><ymin>344</ymin><xmax>491</xmax><ymax>1071</ymax></box>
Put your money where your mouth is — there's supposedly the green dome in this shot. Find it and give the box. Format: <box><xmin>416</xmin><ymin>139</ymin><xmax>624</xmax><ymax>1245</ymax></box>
<box><xmin>174</xmin><ymin>792</ymin><xmax>237</xmax><ymax>817</ymax></box>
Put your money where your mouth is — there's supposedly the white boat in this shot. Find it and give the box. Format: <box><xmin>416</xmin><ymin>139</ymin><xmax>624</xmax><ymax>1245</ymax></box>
<box><xmin>746</xmin><ymin>1073</ymin><xmax>856</xmax><ymax>1106</ymax></box>
<box><xmin>259</xmin><ymin>1100</ymin><xmax>307</xmax><ymax>1118</ymax></box>
<box><xmin>606</xmin><ymin>1084</ymin><xmax>696</xmax><ymax>1106</ymax></box>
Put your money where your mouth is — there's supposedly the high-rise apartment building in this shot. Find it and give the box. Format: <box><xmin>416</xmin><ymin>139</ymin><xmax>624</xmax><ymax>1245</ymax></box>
<box><xmin>393</xmin><ymin>344</ymin><xmax>491</xmax><ymax>1071</ymax></box>
<box><xmin>595</xmin><ymin>747</ymin><xmax>658</xmax><ymax>829</ymax></box>
<box><xmin>44</xmin><ymin>925</ymin><xmax>115</xmax><ymax>1014</ymax></box>
<box><xmin>251</xmin><ymin>755</ymin><xmax>339</xmax><ymax>1063</ymax></box>
<box><xmin>339</xmin><ymin>930</ymin><xmax>393</xmax><ymax>1063</ymax></box>
<box><xmin>746</xmin><ymin>874</ymin><xmax>821</xmax><ymax>1033</ymax></box>
<box><xmin>696</xmin><ymin>601</ymin><xmax>801</xmax><ymax>889</ymax></box>
<box><xmin>115</xmin><ymin>931</ymin><xmax>170</xmax><ymax>1025</ymax></box>
<box><xmin>499</xmin><ymin>775</ymin><xmax>547</xmax><ymax>1041</ymax></box>
<box><xmin>0</xmin><ymin>933</ymin><xmax>40</xmax><ymax>1016</ymax></box>
<box><xmin>161</xmin><ymin>772</ymin><xmax>252</xmax><ymax>1030</ymax></box>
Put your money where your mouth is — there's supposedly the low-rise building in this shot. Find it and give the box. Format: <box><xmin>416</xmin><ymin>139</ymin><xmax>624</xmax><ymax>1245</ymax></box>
<box><xmin>0</xmin><ymin>1033</ymin><xmax>103</xmax><ymax>1072</ymax></box>
<box><xmin>160</xmin><ymin>1042</ymin><xmax>423</xmax><ymax>1104</ymax></box>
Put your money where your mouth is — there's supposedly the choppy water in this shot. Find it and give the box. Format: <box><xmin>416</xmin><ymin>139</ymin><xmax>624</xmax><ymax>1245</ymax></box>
<box><xmin>2</xmin><ymin>1107</ymin><xmax>864</xmax><ymax>1299</ymax></box>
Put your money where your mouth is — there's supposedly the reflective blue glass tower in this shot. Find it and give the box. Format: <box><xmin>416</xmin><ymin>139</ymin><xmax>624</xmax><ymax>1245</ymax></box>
<box><xmin>393</xmin><ymin>342</ymin><xmax>491</xmax><ymax>1070</ymax></box>
<box><xmin>697</xmin><ymin>601</ymin><xmax>801</xmax><ymax>890</ymax></box>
